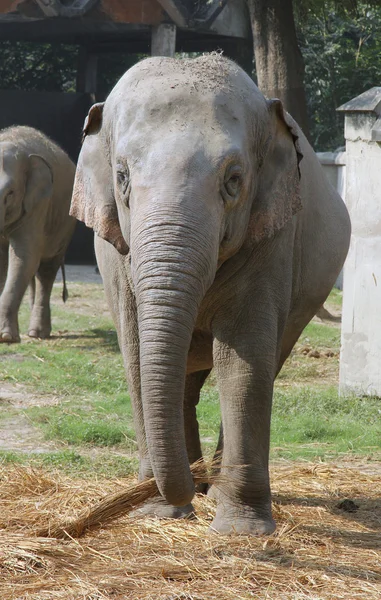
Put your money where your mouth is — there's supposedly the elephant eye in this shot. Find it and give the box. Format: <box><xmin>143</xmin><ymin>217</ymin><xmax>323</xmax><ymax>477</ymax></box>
<box><xmin>116</xmin><ymin>166</ymin><xmax>131</xmax><ymax>207</ymax></box>
<box><xmin>223</xmin><ymin>166</ymin><xmax>242</xmax><ymax>202</ymax></box>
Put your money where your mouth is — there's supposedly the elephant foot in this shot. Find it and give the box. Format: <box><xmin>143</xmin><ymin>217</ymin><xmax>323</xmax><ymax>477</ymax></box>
<box><xmin>0</xmin><ymin>330</ymin><xmax>20</xmax><ymax>343</ymax></box>
<box><xmin>210</xmin><ymin>497</ymin><xmax>275</xmax><ymax>536</ymax></box>
<box><xmin>131</xmin><ymin>496</ymin><xmax>195</xmax><ymax>520</ymax></box>
<box><xmin>29</xmin><ymin>308</ymin><xmax>51</xmax><ymax>339</ymax></box>
<box><xmin>28</xmin><ymin>328</ymin><xmax>51</xmax><ymax>339</ymax></box>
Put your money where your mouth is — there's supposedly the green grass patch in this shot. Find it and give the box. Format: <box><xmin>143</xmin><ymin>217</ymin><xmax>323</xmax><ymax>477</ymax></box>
<box><xmin>1</xmin><ymin>285</ymin><xmax>380</xmax><ymax>472</ymax></box>
<box><xmin>27</xmin><ymin>393</ymin><xmax>136</xmax><ymax>448</ymax></box>
<box><xmin>326</xmin><ymin>288</ymin><xmax>343</xmax><ymax>309</ymax></box>
<box><xmin>271</xmin><ymin>386</ymin><xmax>381</xmax><ymax>460</ymax></box>
<box><xmin>298</xmin><ymin>320</ymin><xmax>341</xmax><ymax>349</ymax></box>
<box><xmin>196</xmin><ymin>383</ymin><xmax>381</xmax><ymax>461</ymax></box>
<box><xmin>0</xmin><ymin>327</ymin><xmax>124</xmax><ymax>397</ymax></box>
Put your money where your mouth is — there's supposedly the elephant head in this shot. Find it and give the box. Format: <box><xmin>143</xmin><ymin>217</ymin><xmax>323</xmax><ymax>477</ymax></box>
<box><xmin>0</xmin><ymin>142</ymin><xmax>53</xmax><ymax>235</ymax></box>
<box><xmin>71</xmin><ymin>55</ymin><xmax>302</xmax><ymax>507</ymax></box>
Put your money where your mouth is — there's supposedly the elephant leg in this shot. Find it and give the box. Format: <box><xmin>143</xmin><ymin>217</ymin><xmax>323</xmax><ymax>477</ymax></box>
<box><xmin>28</xmin><ymin>256</ymin><xmax>62</xmax><ymax>338</ymax></box>
<box><xmin>0</xmin><ymin>239</ymin><xmax>40</xmax><ymax>342</ymax></box>
<box><xmin>210</xmin><ymin>326</ymin><xmax>277</xmax><ymax>535</ymax></box>
<box><xmin>0</xmin><ymin>239</ymin><xmax>9</xmax><ymax>296</ymax></box>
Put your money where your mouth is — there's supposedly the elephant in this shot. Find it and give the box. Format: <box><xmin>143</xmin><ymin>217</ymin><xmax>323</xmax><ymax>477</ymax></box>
<box><xmin>0</xmin><ymin>126</ymin><xmax>76</xmax><ymax>342</ymax></box>
<box><xmin>70</xmin><ymin>54</ymin><xmax>351</xmax><ymax>535</ymax></box>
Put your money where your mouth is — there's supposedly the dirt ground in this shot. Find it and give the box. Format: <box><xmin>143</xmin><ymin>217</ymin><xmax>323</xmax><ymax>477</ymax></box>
<box><xmin>0</xmin><ymin>271</ymin><xmax>380</xmax><ymax>599</ymax></box>
<box><xmin>0</xmin><ymin>265</ymin><xmax>105</xmax><ymax>456</ymax></box>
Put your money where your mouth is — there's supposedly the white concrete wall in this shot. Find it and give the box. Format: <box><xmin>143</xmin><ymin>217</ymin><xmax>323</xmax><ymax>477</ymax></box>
<box><xmin>339</xmin><ymin>93</ymin><xmax>381</xmax><ymax>396</ymax></box>
<box><xmin>316</xmin><ymin>150</ymin><xmax>346</xmax><ymax>200</ymax></box>
<box><xmin>317</xmin><ymin>150</ymin><xmax>346</xmax><ymax>289</ymax></box>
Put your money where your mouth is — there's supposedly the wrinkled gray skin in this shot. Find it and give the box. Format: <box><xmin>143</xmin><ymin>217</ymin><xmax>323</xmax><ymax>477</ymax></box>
<box><xmin>71</xmin><ymin>55</ymin><xmax>351</xmax><ymax>535</ymax></box>
<box><xmin>0</xmin><ymin>126</ymin><xmax>76</xmax><ymax>342</ymax></box>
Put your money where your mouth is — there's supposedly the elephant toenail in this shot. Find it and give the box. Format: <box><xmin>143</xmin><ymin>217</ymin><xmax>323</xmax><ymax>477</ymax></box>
<box><xmin>1</xmin><ymin>332</ymin><xmax>13</xmax><ymax>342</ymax></box>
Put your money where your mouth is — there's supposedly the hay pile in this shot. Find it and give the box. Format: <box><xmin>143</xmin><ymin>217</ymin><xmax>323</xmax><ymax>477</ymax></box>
<box><xmin>0</xmin><ymin>461</ymin><xmax>380</xmax><ymax>599</ymax></box>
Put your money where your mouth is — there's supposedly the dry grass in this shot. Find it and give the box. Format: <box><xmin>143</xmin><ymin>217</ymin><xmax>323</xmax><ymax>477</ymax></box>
<box><xmin>0</xmin><ymin>462</ymin><xmax>380</xmax><ymax>599</ymax></box>
<box><xmin>36</xmin><ymin>461</ymin><xmax>211</xmax><ymax>540</ymax></box>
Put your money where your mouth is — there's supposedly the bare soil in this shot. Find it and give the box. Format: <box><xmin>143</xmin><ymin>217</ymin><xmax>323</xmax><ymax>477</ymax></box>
<box><xmin>0</xmin><ymin>383</ymin><xmax>60</xmax><ymax>454</ymax></box>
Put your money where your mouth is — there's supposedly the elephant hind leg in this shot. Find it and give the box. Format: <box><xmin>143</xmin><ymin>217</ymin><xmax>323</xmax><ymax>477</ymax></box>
<box><xmin>29</xmin><ymin>277</ymin><xmax>36</xmax><ymax>309</ymax></box>
<box><xmin>184</xmin><ymin>369</ymin><xmax>211</xmax><ymax>494</ymax></box>
<box><xmin>28</xmin><ymin>256</ymin><xmax>63</xmax><ymax>339</ymax></box>
<box><xmin>277</xmin><ymin>305</ymin><xmax>322</xmax><ymax>375</ymax></box>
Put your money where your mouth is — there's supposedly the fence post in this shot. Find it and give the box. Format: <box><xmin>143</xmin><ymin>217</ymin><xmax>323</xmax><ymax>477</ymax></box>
<box><xmin>151</xmin><ymin>23</ymin><xmax>176</xmax><ymax>57</ymax></box>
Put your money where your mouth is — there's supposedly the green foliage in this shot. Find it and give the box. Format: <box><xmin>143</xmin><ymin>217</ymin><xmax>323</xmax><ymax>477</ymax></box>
<box><xmin>0</xmin><ymin>42</ymin><xmax>78</xmax><ymax>92</ymax></box>
<box><xmin>0</xmin><ymin>41</ymin><xmax>144</xmax><ymax>98</ymax></box>
<box><xmin>296</xmin><ymin>2</ymin><xmax>381</xmax><ymax>149</ymax></box>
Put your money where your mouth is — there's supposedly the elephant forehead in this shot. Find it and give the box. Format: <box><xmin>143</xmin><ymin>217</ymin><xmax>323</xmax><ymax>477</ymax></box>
<box><xmin>111</xmin><ymin>91</ymin><xmax>250</xmax><ymax>161</ymax></box>
<box><xmin>107</xmin><ymin>60</ymin><xmax>259</xmax><ymax>136</ymax></box>
<box><xmin>116</xmin><ymin>125</ymin><xmax>245</xmax><ymax>176</ymax></box>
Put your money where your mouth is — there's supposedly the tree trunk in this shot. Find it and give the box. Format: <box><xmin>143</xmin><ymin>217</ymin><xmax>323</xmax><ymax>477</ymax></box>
<box><xmin>248</xmin><ymin>0</ymin><xmax>311</xmax><ymax>140</ymax></box>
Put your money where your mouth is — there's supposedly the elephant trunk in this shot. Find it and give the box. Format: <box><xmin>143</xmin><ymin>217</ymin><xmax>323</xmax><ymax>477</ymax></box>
<box><xmin>131</xmin><ymin>205</ymin><xmax>219</xmax><ymax>506</ymax></box>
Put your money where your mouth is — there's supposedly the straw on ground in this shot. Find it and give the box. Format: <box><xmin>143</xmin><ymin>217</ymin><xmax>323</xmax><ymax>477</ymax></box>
<box><xmin>0</xmin><ymin>461</ymin><xmax>380</xmax><ymax>599</ymax></box>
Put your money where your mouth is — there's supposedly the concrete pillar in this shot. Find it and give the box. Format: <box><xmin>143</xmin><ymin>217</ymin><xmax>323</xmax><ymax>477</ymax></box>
<box><xmin>76</xmin><ymin>47</ymin><xmax>98</xmax><ymax>96</ymax></box>
<box><xmin>151</xmin><ymin>23</ymin><xmax>176</xmax><ymax>57</ymax></box>
<box><xmin>338</xmin><ymin>87</ymin><xmax>381</xmax><ymax>395</ymax></box>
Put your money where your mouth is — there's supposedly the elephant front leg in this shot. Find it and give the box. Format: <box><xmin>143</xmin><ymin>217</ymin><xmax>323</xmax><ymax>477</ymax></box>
<box><xmin>0</xmin><ymin>240</ymin><xmax>40</xmax><ymax>342</ymax></box>
<box><xmin>211</xmin><ymin>335</ymin><xmax>277</xmax><ymax>535</ymax></box>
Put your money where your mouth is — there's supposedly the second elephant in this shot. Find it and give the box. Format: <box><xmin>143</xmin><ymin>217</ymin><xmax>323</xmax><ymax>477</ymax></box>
<box><xmin>0</xmin><ymin>126</ymin><xmax>76</xmax><ymax>342</ymax></box>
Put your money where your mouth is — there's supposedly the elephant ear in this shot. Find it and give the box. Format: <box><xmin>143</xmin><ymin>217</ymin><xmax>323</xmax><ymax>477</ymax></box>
<box><xmin>24</xmin><ymin>155</ymin><xmax>53</xmax><ymax>213</ymax></box>
<box><xmin>70</xmin><ymin>102</ymin><xmax>129</xmax><ymax>255</ymax></box>
<box><xmin>248</xmin><ymin>99</ymin><xmax>303</xmax><ymax>242</ymax></box>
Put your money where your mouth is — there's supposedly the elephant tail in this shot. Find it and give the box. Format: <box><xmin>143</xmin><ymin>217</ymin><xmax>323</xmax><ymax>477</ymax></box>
<box><xmin>61</xmin><ymin>264</ymin><xmax>69</xmax><ymax>303</ymax></box>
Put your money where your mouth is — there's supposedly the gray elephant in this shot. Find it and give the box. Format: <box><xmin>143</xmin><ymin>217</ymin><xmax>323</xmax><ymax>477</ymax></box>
<box><xmin>70</xmin><ymin>55</ymin><xmax>351</xmax><ymax>535</ymax></box>
<box><xmin>0</xmin><ymin>126</ymin><xmax>76</xmax><ymax>342</ymax></box>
